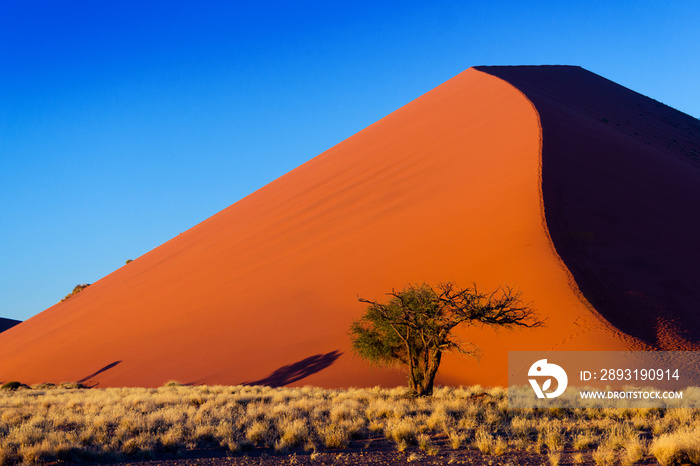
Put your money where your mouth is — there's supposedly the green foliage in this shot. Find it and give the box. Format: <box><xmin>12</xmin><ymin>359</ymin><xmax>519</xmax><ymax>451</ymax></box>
<box><xmin>349</xmin><ymin>282</ymin><xmax>542</xmax><ymax>396</ymax></box>
<box><xmin>350</xmin><ymin>284</ymin><xmax>439</xmax><ymax>368</ymax></box>
<box><xmin>31</xmin><ymin>383</ymin><xmax>57</xmax><ymax>390</ymax></box>
<box><xmin>1</xmin><ymin>381</ymin><xmax>25</xmax><ymax>390</ymax></box>
<box><xmin>59</xmin><ymin>382</ymin><xmax>87</xmax><ymax>390</ymax></box>
<box><xmin>61</xmin><ymin>284</ymin><xmax>90</xmax><ymax>302</ymax></box>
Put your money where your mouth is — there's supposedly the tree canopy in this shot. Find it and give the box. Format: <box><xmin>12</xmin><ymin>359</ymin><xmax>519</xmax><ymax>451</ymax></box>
<box><xmin>349</xmin><ymin>282</ymin><xmax>543</xmax><ymax>396</ymax></box>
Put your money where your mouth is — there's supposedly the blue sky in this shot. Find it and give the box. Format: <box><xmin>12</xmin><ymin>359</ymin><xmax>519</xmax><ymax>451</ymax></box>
<box><xmin>2</xmin><ymin>1</ymin><xmax>699</xmax><ymax>321</ymax></box>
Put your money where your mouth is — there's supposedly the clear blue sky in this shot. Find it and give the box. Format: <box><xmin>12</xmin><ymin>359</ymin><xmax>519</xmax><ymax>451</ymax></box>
<box><xmin>2</xmin><ymin>1</ymin><xmax>699</xmax><ymax>321</ymax></box>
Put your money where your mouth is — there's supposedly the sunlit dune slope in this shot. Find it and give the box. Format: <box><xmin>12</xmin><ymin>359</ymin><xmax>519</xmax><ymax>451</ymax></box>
<box><xmin>478</xmin><ymin>66</ymin><xmax>700</xmax><ymax>350</ymax></box>
<box><xmin>0</xmin><ymin>66</ymin><xmax>671</xmax><ymax>388</ymax></box>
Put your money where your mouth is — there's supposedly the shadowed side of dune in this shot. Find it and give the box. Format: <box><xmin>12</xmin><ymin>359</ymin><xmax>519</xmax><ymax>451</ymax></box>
<box><xmin>0</xmin><ymin>318</ymin><xmax>21</xmax><ymax>334</ymax></box>
<box><xmin>477</xmin><ymin>66</ymin><xmax>700</xmax><ymax>349</ymax></box>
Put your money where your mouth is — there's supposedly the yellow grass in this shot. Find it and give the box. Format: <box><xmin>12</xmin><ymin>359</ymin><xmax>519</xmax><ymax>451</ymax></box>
<box><xmin>0</xmin><ymin>383</ymin><xmax>697</xmax><ymax>464</ymax></box>
<box><xmin>650</xmin><ymin>425</ymin><xmax>700</xmax><ymax>465</ymax></box>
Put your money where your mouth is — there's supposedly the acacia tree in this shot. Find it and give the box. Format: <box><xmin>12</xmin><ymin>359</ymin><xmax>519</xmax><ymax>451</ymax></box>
<box><xmin>349</xmin><ymin>282</ymin><xmax>543</xmax><ymax>396</ymax></box>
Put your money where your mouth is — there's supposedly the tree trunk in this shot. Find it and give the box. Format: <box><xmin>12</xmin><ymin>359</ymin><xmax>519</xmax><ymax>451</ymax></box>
<box><xmin>413</xmin><ymin>350</ymin><xmax>442</xmax><ymax>396</ymax></box>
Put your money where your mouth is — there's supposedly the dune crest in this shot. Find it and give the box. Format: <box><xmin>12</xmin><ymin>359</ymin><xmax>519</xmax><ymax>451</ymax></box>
<box><xmin>2</xmin><ymin>66</ymin><xmax>697</xmax><ymax>388</ymax></box>
<box><xmin>477</xmin><ymin>66</ymin><xmax>700</xmax><ymax>351</ymax></box>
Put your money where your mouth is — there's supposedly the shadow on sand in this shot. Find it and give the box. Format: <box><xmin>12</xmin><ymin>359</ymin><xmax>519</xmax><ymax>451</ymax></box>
<box><xmin>78</xmin><ymin>361</ymin><xmax>122</xmax><ymax>383</ymax></box>
<box><xmin>243</xmin><ymin>351</ymin><xmax>342</xmax><ymax>387</ymax></box>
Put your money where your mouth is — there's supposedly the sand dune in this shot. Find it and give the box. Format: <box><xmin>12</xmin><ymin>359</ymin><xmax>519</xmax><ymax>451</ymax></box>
<box><xmin>0</xmin><ymin>66</ymin><xmax>696</xmax><ymax>388</ymax></box>
<box><xmin>478</xmin><ymin>66</ymin><xmax>700</xmax><ymax>350</ymax></box>
<box><xmin>0</xmin><ymin>318</ymin><xmax>20</xmax><ymax>334</ymax></box>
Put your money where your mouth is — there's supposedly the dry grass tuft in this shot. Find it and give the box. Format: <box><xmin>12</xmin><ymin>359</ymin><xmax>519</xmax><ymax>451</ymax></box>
<box><xmin>573</xmin><ymin>431</ymin><xmax>597</xmax><ymax>450</ymax></box>
<box><xmin>406</xmin><ymin>452</ymin><xmax>421</xmax><ymax>462</ymax></box>
<box><xmin>547</xmin><ymin>450</ymin><xmax>561</xmax><ymax>466</ymax></box>
<box><xmin>650</xmin><ymin>425</ymin><xmax>700</xmax><ymax>466</ymax></box>
<box><xmin>592</xmin><ymin>445</ymin><xmax>617</xmax><ymax>466</ymax></box>
<box><xmin>543</xmin><ymin>425</ymin><xmax>565</xmax><ymax>452</ymax></box>
<box><xmin>621</xmin><ymin>436</ymin><xmax>646</xmax><ymax>466</ymax></box>
<box><xmin>447</xmin><ymin>429</ymin><xmax>468</xmax><ymax>450</ymax></box>
<box><xmin>473</xmin><ymin>426</ymin><xmax>507</xmax><ymax>456</ymax></box>
<box><xmin>317</xmin><ymin>424</ymin><xmax>350</xmax><ymax>449</ymax></box>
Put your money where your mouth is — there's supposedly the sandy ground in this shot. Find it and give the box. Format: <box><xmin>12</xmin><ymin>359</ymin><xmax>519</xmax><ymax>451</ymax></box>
<box><xmin>70</xmin><ymin>440</ymin><xmax>661</xmax><ymax>466</ymax></box>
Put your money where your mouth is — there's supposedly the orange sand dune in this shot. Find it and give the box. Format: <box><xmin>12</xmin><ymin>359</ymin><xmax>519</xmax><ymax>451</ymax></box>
<box><xmin>1</xmin><ymin>66</ymin><xmax>696</xmax><ymax>388</ymax></box>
